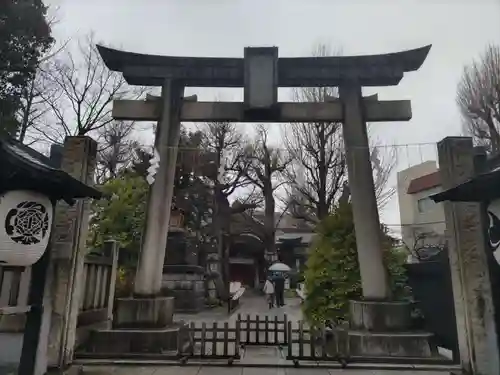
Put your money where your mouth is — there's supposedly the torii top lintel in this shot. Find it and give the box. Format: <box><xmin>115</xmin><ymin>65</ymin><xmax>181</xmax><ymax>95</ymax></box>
<box><xmin>97</xmin><ymin>45</ymin><xmax>431</xmax><ymax>88</ymax></box>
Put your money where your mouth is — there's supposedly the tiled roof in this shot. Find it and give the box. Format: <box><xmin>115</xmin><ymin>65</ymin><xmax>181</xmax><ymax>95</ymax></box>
<box><xmin>0</xmin><ymin>137</ymin><xmax>102</xmax><ymax>203</ymax></box>
<box><xmin>407</xmin><ymin>171</ymin><xmax>441</xmax><ymax>194</ymax></box>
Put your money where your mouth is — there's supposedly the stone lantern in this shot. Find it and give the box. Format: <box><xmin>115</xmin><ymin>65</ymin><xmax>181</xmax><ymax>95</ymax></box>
<box><xmin>0</xmin><ymin>139</ymin><xmax>101</xmax><ymax>267</ymax></box>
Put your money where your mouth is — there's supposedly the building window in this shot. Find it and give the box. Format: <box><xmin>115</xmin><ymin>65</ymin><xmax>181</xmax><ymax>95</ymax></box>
<box><xmin>417</xmin><ymin>197</ymin><xmax>435</xmax><ymax>213</ymax></box>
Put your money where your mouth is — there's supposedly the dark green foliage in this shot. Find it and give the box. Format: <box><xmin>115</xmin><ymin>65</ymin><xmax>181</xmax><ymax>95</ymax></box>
<box><xmin>131</xmin><ymin>128</ymin><xmax>214</xmax><ymax>242</ymax></box>
<box><xmin>0</xmin><ymin>0</ymin><xmax>53</xmax><ymax>136</ymax></box>
<box><xmin>303</xmin><ymin>202</ymin><xmax>409</xmax><ymax>327</ymax></box>
<box><xmin>89</xmin><ymin>127</ymin><xmax>215</xmax><ymax>266</ymax></box>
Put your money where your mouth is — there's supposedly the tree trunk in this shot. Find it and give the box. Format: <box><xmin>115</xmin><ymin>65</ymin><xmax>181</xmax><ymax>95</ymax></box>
<box><xmin>317</xmin><ymin>123</ymin><xmax>328</xmax><ymax>220</ymax></box>
<box><xmin>486</xmin><ymin>116</ymin><xmax>500</xmax><ymax>153</ymax></box>
<box><xmin>263</xmin><ymin>184</ymin><xmax>276</xmax><ymax>255</ymax></box>
<box><xmin>214</xmin><ymin>185</ymin><xmax>229</xmax><ymax>300</ymax></box>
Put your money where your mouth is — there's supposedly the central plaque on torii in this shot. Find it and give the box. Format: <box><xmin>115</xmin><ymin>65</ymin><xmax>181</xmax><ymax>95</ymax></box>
<box><xmin>97</xmin><ymin>44</ymin><xmax>431</xmax><ymax>355</ymax></box>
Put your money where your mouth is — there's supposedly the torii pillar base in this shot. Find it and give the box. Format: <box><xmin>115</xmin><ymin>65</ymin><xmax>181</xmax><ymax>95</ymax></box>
<box><xmin>81</xmin><ymin>297</ymin><xmax>191</xmax><ymax>356</ymax></box>
<box><xmin>343</xmin><ymin>300</ymin><xmax>438</xmax><ymax>358</ymax></box>
<box><xmin>113</xmin><ymin>296</ymin><xmax>174</xmax><ymax>329</ymax></box>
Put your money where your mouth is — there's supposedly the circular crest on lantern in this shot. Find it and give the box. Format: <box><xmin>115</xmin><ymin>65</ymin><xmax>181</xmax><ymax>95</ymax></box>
<box><xmin>0</xmin><ymin>190</ymin><xmax>53</xmax><ymax>266</ymax></box>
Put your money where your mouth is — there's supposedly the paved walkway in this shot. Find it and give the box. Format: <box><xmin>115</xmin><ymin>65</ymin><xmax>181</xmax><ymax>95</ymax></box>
<box><xmin>72</xmin><ymin>365</ymin><xmax>456</xmax><ymax>375</ymax></box>
<box><xmin>174</xmin><ymin>293</ymin><xmax>303</xmax><ymax>325</ymax></box>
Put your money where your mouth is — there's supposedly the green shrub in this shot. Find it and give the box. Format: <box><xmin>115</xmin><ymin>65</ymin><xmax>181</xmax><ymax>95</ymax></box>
<box><xmin>303</xmin><ymin>202</ymin><xmax>409</xmax><ymax>327</ymax></box>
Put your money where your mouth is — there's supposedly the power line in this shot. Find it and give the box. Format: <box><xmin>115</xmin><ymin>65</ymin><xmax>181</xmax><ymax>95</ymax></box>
<box><xmin>145</xmin><ymin>141</ymin><xmax>439</xmax><ymax>153</ymax></box>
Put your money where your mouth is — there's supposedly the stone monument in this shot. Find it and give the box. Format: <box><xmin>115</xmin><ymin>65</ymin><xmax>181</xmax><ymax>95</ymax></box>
<box><xmin>94</xmin><ymin>43</ymin><xmax>433</xmax><ymax>356</ymax></box>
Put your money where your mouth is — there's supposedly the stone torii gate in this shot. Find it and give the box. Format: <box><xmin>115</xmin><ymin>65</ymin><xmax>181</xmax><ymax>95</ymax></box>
<box><xmin>97</xmin><ymin>44</ymin><xmax>432</xmax><ymax>356</ymax></box>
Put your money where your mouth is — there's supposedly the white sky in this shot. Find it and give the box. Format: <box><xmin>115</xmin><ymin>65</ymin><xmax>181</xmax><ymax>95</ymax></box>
<box><xmin>45</xmin><ymin>0</ymin><xmax>500</xmax><ymax>232</ymax></box>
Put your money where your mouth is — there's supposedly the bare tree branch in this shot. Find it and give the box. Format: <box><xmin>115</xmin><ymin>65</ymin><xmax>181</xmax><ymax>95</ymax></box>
<box><xmin>239</xmin><ymin>124</ymin><xmax>293</xmax><ymax>253</ymax></box>
<box><xmin>33</xmin><ymin>32</ymin><xmax>146</xmax><ymax>143</ymax></box>
<box><xmin>95</xmin><ymin>120</ymin><xmax>138</xmax><ymax>183</ymax></box>
<box><xmin>15</xmin><ymin>35</ymin><xmax>70</xmax><ymax>145</ymax></box>
<box><xmin>283</xmin><ymin>43</ymin><xmax>397</xmax><ymax>223</ymax></box>
<box><xmin>201</xmin><ymin>121</ymin><xmax>249</xmax><ymax>197</ymax></box>
<box><xmin>457</xmin><ymin>44</ymin><xmax>500</xmax><ymax>153</ymax></box>
<box><xmin>283</xmin><ymin>44</ymin><xmax>346</xmax><ymax>224</ymax></box>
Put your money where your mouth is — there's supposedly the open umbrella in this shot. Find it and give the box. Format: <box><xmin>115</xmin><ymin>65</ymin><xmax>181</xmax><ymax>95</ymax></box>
<box><xmin>268</xmin><ymin>262</ymin><xmax>291</xmax><ymax>272</ymax></box>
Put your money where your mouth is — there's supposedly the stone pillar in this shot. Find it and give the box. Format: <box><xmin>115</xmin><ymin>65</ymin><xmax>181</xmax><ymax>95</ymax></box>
<box><xmin>339</xmin><ymin>84</ymin><xmax>390</xmax><ymax>299</ymax></box>
<box><xmin>437</xmin><ymin>137</ymin><xmax>500</xmax><ymax>375</ymax></box>
<box><xmin>134</xmin><ymin>79</ymin><xmax>184</xmax><ymax>297</ymax></box>
<box><xmin>45</xmin><ymin>136</ymin><xmax>97</xmax><ymax>369</ymax></box>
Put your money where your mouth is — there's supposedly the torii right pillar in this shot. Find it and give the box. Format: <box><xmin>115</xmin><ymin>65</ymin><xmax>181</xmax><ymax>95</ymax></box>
<box><xmin>339</xmin><ymin>82</ymin><xmax>437</xmax><ymax>357</ymax></box>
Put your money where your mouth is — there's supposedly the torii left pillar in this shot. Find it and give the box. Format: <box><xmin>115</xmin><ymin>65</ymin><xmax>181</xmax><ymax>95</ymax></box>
<box><xmin>113</xmin><ymin>79</ymin><xmax>184</xmax><ymax>328</ymax></box>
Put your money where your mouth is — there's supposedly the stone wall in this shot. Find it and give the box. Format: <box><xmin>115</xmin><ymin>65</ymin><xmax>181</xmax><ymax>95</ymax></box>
<box><xmin>45</xmin><ymin>136</ymin><xmax>98</xmax><ymax>369</ymax></box>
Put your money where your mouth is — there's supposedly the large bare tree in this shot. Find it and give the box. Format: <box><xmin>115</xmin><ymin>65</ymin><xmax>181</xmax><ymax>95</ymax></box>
<box><xmin>34</xmin><ymin>33</ymin><xmax>143</xmax><ymax>143</ymax></box>
<box><xmin>240</xmin><ymin>124</ymin><xmax>292</xmax><ymax>254</ymax></box>
<box><xmin>95</xmin><ymin>120</ymin><xmax>138</xmax><ymax>183</ymax></box>
<box><xmin>283</xmin><ymin>44</ymin><xmax>396</xmax><ymax>223</ymax></box>
<box><xmin>457</xmin><ymin>44</ymin><xmax>500</xmax><ymax>153</ymax></box>
<box><xmin>283</xmin><ymin>45</ymin><xmax>345</xmax><ymax>223</ymax></box>
<box><xmin>200</xmin><ymin>121</ymin><xmax>252</xmax><ymax>296</ymax></box>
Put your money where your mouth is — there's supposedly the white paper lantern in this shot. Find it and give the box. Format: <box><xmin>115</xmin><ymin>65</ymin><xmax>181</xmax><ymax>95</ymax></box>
<box><xmin>487</xmin><ymin>199</ymin><xmax>500</xmax><ymax>266</ymax></box>
<box><xmin>0</xmin><ymin>190</ymin><xmax>53</xmax><ymax>266</ymax></box>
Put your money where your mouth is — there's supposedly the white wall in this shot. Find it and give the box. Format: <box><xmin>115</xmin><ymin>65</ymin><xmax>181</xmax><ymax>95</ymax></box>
<box><xmin>397</xmin><ymin>161</ymin><xmax>445</xmax><ymax>250</ymax></box>
<box><xmin>412</xmin><ymin>186</ymin><xmax>446</xmax><ymax>236</ymax></box>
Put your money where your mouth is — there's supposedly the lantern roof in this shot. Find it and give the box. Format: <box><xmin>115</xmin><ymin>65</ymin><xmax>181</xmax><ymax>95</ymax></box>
<box><xmin>0</xmin><ymin>137</ymin><xmax>102</xmax><ymax>204</ymax></box>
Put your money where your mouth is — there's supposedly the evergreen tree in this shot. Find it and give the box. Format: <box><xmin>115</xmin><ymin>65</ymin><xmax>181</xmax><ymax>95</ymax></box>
<box><xmin>303</xmin><ymin>202</ymin><xmax>408</xmax><ymax>327</ymax></box>
<box><xmin>0</xmin><ymin>0</ymin><xmax>53</xmax><ymax>137</ymax></box>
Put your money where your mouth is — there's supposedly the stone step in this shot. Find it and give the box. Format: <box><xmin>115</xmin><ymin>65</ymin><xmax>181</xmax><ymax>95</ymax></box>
<box><xmin>347</xmin><ymin>329</ymin><xmax>437</xmax><ymax>358</ymax></box>
<box><xmin>347</xmin><ymin>330</ymin><xmax>434</xmax><ymax>337</ymax></box>
<box><xmin>85</xmin><ymin>325</ymin><xmax>188</xmax><ymax>354</ymax></box>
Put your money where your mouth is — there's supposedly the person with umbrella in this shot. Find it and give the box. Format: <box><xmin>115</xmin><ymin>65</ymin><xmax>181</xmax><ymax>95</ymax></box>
<box><xmin>263</xmin><ymin>276</ymin><xmax>275</xmax><ymax>309</ymax></box>
<box><xmin>268</xmin><ymin>262</ymin><xmax>291</xmax><ymax>307</ymax></box>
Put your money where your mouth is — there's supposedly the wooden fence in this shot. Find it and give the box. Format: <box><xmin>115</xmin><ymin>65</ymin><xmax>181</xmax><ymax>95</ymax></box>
<box><xmin>183</xmin><ymin>321</ymin><xmax>241</xmax><ymax>361</ymax></box>
<box><xmin>285</xmin><ymin>321</ymin><xmax>454</xmax><ymax>367</ymax></box>
<box><xmin>76</xmin><ymin>241</ymin><xmax>119</xmax><ymax>346</ymax></box>
<box><xmin>286</xmin><ymin>321</ymin><xmax>345</xmax><ymax>364</ymax></box>
<box><xmin>0</xmin><ymin>266</ymin><xmax>31</xmax><ymax>318</ymax></box>
<box><xmin>237</xmin><ymin>313</ymin><xmax>288</xmax><ymax>346</ymax></box>
<box><xmin>78</xmin><ymin>241</ymin><xmax>118</xmax><ymax>327</ymax></box>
